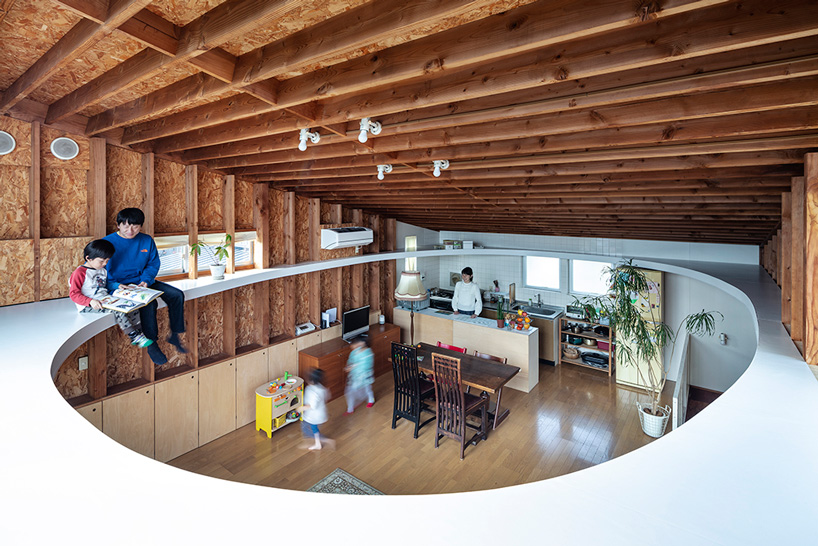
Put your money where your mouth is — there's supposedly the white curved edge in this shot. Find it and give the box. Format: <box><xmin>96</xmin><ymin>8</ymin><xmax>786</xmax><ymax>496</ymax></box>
<box><xmin>2</xmin><ymin>249</ymin><xmax>817</xmax><ymax>545</ymax></box>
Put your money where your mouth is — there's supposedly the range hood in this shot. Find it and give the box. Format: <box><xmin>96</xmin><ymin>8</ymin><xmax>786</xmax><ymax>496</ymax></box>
<box><xmin>320</xmin><ymin>227</ymin><xmax>374</xmax><ymax>249</ymax></box>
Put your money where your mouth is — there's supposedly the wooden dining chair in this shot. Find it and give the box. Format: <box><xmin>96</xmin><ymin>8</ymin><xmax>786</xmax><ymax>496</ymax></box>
<box><xmin>431</xmin><ymin>353</ymin><xmax>488</xmax><ymax>459</ymax></box>
<box><xmin>436</xmin><ymin>341</ymin><xmax>467</xmax><ymax>353</ymax></box>
<box><xmin>473</xmin><ymin>350</ymin><xmax>508</xmax><ymax>364</ymax></box>
<box><xmin>391</xmin><ymin>342</ymin><xmax>436</xmax><ymax>439</ymax></box>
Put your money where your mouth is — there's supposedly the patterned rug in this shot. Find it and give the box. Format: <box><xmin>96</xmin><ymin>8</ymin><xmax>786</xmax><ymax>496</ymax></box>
<box><xmin>307</xmin><ymin>468</ymin><xmax>384</xmax><ymax>495</ymax></box>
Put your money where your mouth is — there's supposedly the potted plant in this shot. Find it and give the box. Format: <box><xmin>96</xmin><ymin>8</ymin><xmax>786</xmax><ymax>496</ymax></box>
<box><xmin>574</xmin><ymin>259</ymin><xmax>722</xmax><ymax>438</ymax></box>
<box><xmin>190</xmin><ymin>234</ymin><xmax>232</xmax><ymax>280</ymax></box>
<box><xmin>496</xmin><ymin>299</ymin><xmax>504</xmax><ymax>328</ymax></box>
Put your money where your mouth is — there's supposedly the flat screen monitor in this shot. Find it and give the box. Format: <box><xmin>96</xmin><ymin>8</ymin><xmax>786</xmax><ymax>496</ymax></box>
<box><xmin>342</xmin><ymin>305</ymin><xmax>370</xmax><ymax>342</ymax></box>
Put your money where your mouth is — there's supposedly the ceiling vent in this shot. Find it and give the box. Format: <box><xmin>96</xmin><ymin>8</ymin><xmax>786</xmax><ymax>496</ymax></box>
<box><xmin>50</xmin><ymin>137</ymin><xmax>79</xmax><ymax>160</ymax></box>
<box><xmin>0</xmin><ymin>131</ymin><xmax>15</xmax><ymax>155</ymax></box>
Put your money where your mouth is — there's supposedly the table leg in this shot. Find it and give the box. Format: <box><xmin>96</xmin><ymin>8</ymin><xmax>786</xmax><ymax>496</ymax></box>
<box><xmin>492</xmin><ymin>387</ymin><xmax>510</xmax><ymax>430</ymax></box>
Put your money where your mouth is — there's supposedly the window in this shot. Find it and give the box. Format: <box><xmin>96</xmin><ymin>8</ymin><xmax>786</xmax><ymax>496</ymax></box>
<box><xmin>524</xmin><ymin>256</ymin><xmax>559</xmax><ymax>290</ymax></box>
<box><xmin>404</xmin><ymin>235</ymin><xmax>417</xmax><ymax>271</ymax></box>
<box><xmin>571</xmin><ymin>260</ymin><xmax>611</xmax><ymax>295</ymax></box>
<box><xmin>156</xmin><ymin>235</ymin><xmax>189</xmax><ymax>277</ymax></box>
<box><xmin>234</xmin><ymin>230</ymin><xmax>256</xmax><ymax>268</ymax></box>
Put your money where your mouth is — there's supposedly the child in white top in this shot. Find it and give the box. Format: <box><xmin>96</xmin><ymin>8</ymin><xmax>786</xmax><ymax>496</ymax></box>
<box><xmin>301</xmin><ymin>368</ymin><xmax>333</xmax><ymax>451</ymax></box>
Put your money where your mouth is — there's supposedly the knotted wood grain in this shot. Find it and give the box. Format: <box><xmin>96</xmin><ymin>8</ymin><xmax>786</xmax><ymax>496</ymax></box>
<box><xmin>235</xmin><ymin>177</ymin><xmax>254</xmax><ymax>230</ymax></box>
<box><xmin>106</xmin><ymin>145</ymin><xmax>142</xmax><ymax>233</ymax></box>
<box><xmin>197</xmin><ymin>292</ymin><xmax>224</xmax><ymax>361</ymax></box>
<box><xmin>106</xmin><ymin>323</ymin><xmax>141</xmax><ymax>387</ymax></box>
<box><xmin>198</xmin><ymin>169</ymin><xmax>224</xmax><ymax>232</ymax></box>
<box><xmin>0</xmin><ymin>166</ymin><xmax>30</xmax><ymax>239</ymax></box>
<box><xmin>0</xmin><ymin>239</ymin><xmax>35</xmax><ymax>306</ymax></box>
<box><xmin>235</xmin><ymin>284</ymin><xmax>256</xmax><ymax>349</ymax></box>
<box><xmin>154</xmin><ymin>157</ymin><xmax>186</xmax><ymax>233</ymax></box>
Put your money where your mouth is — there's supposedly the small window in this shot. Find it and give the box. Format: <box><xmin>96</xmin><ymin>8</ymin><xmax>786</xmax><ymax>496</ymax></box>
<box><xmin>524</xmin><ymin>256</ymin><xmax>559</xmax><ymax>290</ymax></box>
<box><xmin>196</xmin><ymin>233</ymin><xmax>230</xmax><ymax>271</ymax></box>
<box><xmin>234</xmin><ymin>230</ymin><xmax>256</xmax><ymax>267</ymax></box>
<box><xmin>155</xmin><ymin>235</ymin><xmax>188</xmax><ymax>277</ymax></box>
<box><xmin>571</xmin><ymin>260</ymin><xmax>611</xmax><ymax>295</ymax></box>
<box><xmin>405</xmin><ymin>235</ymin><xmax>417</xmax><ymax>271</ymax></box>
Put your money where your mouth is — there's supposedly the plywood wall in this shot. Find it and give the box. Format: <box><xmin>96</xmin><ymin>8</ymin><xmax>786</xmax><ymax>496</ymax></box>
<box><xmin>106</xmin><ymin>145</ymin><xmax>142</xmax><ymax>233</ymax></box>
<box><xmin>235</xmin><ymin>178</ymin><xmax>254</xmax><ymax>230</ymax></box>
<box><xmin>54</xmin><ymin>342</ymin><xmax>88</xmax><ymax>400</ymax></box>
<box><xmin>0</xmin><ymin>239</ymin><xmax>35</xmax><ymax>306</ymax></box>
<box><xmin>235</xmin><ymin>284</ymin><xmax>255</xmax><ymax>348</ymax></box>
<box><xmin>106</xmin><ymin>326</ymin><xmax>142</xmax><ymax>387</ymax></box>
<box><xmin>269</xmin><ymin>188</ymin><xmax>285</xmax><ymax>265</ymax></box>
<box><xmin>40</xmin><ymin>126</ymin><xmax>89</xmax><ymax>238</ymax></box>
<box><xmin>269</xmin><ymin>279</ymin><xmax>285</xmax><ymax>339</ymax></box>
<box><xmin>154</xmin><ymin>157</ymin><xmax>186</xmax><ymax>233</ymax></box>
<box><xmin>295</xmin><ymin>196</ymin><xmax>309</xmax><ymax>263</ymax></box>
<box><xmin>39</xmin><ymin>236</ymin><xmax>91</xmax><ymax>301</ymax></box>
<box><xmin>295</xmin><ymin>274</ymin><xmax>309</xmax><ymax>325</ymax></box>
<box><xmin>320</xmin><ymin>270</ymin><xmax>336</xmax><ymax>312</ymax></box>
<box><xmin>198</xmin><ymin>169</ymin><xmax>223</xmax><ymax>232</ymax></box>
<box><xmin>0</xmin><ymin>117</ymin><xmax>32</xmax><ymax>240</ymax></box>
<box><xmin>154</xmin><ymin>304</ymin><xmax>193</xmax><ymax>372</ymax></box>
<box><xmin>197</xmin><ymin>293</ymin><xmax>224</xmax><ymax>361</ymax></box>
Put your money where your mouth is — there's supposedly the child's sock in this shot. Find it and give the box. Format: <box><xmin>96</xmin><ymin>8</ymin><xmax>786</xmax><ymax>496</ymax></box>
<box><xmin>147</xmin><ymin>343</ymin><xmax>168</xmax><ymax>366</ymax></box>
<box><xmin>130</xmin><ymin>333</ymin><xmax>154</xmax><ymax>348</ymax></box>
<box><xmin>167</xmin><ymin>332</ymin><xmax>188</xmax><ymax>353</ymax></box>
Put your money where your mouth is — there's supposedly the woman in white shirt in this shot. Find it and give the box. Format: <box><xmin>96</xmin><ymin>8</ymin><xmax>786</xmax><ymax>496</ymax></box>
<box><xmin>452</xmin><ymin>267</ymin><xmax>482</xmax><ymax>318</ymax></box>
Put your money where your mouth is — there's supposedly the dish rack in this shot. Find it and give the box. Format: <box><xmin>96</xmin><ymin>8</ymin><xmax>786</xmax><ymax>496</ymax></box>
<box><xmin>558</xmin><ymin>317</ymin><xmax>615</xmax><ymax>377</ymax></box>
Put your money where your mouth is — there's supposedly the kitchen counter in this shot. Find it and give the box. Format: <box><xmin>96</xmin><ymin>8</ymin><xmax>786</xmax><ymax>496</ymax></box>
<box><xmin>394</xmin><ymin>307</ymin><xmax>539</xmax><ymax>392</ymax></box>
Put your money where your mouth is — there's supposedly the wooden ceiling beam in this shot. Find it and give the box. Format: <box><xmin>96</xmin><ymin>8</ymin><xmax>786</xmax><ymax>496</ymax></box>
<box><xmin>0</xmin><ymin>0</ymin><xmax>154</xmax><ymax>113</ymax></box>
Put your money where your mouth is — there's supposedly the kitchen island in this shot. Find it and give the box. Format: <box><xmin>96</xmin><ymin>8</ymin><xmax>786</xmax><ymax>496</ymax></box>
<box><xmin>394</xmin><ymin>307</ymin><xmax>539</xmax><ymax>393</ymax></box>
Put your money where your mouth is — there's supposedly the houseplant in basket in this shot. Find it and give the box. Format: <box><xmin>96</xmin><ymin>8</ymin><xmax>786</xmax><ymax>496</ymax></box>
<box><xmin>190</xmin><ymin>234</ymin><xmax>232</xmax><ymax>280</ymax></box>
<box><xmin>574</xmin><ymin>259</ymin><xmax>722</xmax><ymax>438</ymax></box>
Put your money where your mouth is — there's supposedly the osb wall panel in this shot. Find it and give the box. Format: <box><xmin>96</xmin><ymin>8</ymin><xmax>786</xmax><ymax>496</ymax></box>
<box><xmin>55</xmin><ymin>342</ymin><xmax>88</xmax><ymax>400</ymax></box>
<box><xmin>106</xmin><ymin>145</ymin><xmax>142</xmax><ymax>233</ymax></box>
<box><xmin>106</xmin><ymin>324</ymin><xmax>141</xmax><ymax>387</ymax></box>
<box><xmin>320</xmin><ymin>270</ymin><xmax>336</xmax><ymax>313</ymax></box>
<box><xmin>0</xmin><ymin>239</ymin><xmax>35</xmax><ymax>306</ymax></box>
<box><xmin>198</xmin><ymin>170</ymin><xmax>223</xmax><ymax>232</ymax></box>
<box><xmin>197</xmin><ymin>293</ymin><xmax>224</xmax><ymax>360</ymax></box>
<box><xmin>342</xmin><ymin>266</ymin><xmax>353</xmax><ymax>312</ymax></box>
<box><xmin>269</xmin><ymin>189</ymin><xmax>285</xmax><ymax>265</ymax></box>
<box><xmin>40</xmin><ymin>167</ymin><xmax>88</xmax><ymax>237</ymax></box>
<box><xmin>0</xmin><ymin>0</ymin><xmax>80</xmax><ymax>90</ymax></box>
<box><xmin>39</xmin><ymin>237</ymin><xmax>91</xmax><ymax>301</ymax></box>
<box><xmin>0</xmin><ymin>116</ymin><xmax>32</xmax><ymax>167</ymax></box>
<box><xmin>40</xmin><ymin>126</ymin><xmax>90</xmax><ymax>170</ymax></box>
<box><xmin>29</xmin><ymin>31</ymin><xmax>145</xmax><ymax>108</ymax></box>
<box><xmin>295</xmin><ymin>196</ymin><xmax>309</xmax><ymax>263</ymax></box>
<box><xmin>154</xmin><ymin>300</ymin><xmax>193</xmax><ymax>373</ymax></box>
<box><xmin>235</xmin><ymin>178</ymin><xmax>254</xmax><ymax>230</ymax></box>
<box><xmin>235</xmin><ymin>284</ymin><xmax>255</xmax><ymax>348</ymax></box>
<box><xmin>320</xmin><ymin>202</ymin><xmax>332</xmax><ymax>224</ymax></box>
<box><xmin>146</xmin><ymin>0</ymin><xmax>226</xmax><ymax>26</ymax></box>
<box><xmin>295</xmin><ymin>275</ymin><xmax>309</xmax><ymax>326</ymax></box>
<box><xmin>319</xmin><ymin>223</ymin><xmax>358</xmax><ymax>261</ymax></box>
<box><xmin>269</xmin><ymin>279</ymin><xmax>284</xmax><ymax>338</ymax></box>
<box><xmin>0</xmin><ymin>166</ymin><xmax>31</xmax><ymax>239</ymax></box>
<box><xmin>154</xmin><ymin>158</ymin><xmax>186</xmax><ymax>233</ymax></box>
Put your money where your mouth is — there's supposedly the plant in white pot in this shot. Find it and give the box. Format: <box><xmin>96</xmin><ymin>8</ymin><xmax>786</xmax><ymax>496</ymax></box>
<box><xmin>574</xmin><ymin>259</ymin><xmax>722</xmax><ymax>438</ymax></box>
<box><xmin>190</xmin><ymin>234</ymin><xmax>232</xmax><ymax>280</ymax></box>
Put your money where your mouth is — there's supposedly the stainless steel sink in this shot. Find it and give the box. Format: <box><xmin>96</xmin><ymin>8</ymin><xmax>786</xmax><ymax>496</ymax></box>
<box><xmin>511</xmin><ymin>303</ymin><xmax>563</xmax><ymax>319</ymax></box>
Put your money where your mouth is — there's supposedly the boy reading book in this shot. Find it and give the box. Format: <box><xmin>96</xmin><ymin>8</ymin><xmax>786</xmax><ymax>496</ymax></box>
<box><xmin>69</xmin><ymin>240</ymin><xmax>153</xmax><ymax>349</ymax></box>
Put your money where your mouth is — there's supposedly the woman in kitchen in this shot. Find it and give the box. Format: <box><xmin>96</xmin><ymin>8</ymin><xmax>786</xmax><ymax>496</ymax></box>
<box><xmin>452</xmin><ymin>266</ymin><xmax>482</xmax><ymax>319</ymax></box>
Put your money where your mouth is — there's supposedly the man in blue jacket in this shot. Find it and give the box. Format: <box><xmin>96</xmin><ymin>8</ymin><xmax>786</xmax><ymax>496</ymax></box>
<box><xmin>104</xmin><ymin>208</ymin><xmax>186</xmax><ymax>365</ymax></box>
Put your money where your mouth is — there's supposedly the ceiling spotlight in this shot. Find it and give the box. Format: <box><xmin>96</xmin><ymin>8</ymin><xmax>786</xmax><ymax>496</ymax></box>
<box><xmin>298</xmin><ymin>128</ymin><xmax>320</xmax><ymax>151</ymax></box>
<box><xmin>376</xmin><ymin>164</ymin><xmax>392</xmax><ymax>180</ymax></box>
<box><xmin>432</xmin><ymin>159</ymin><xmax>449</xmax><ymax>177</ymax></box>
<box><xmin>358</xmin><ymin>117</ymin><xmax>382</xmax><ymax>143</ymax></box>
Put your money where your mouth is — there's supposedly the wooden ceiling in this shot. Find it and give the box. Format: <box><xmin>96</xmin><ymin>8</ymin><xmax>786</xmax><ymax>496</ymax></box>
<box><xmin>2</xmin><ymin>0</ymin><xmax>817</xmax><ymax>245</ymax></box>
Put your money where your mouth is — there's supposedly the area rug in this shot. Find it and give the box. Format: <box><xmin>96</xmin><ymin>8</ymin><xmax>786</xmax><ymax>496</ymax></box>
<box><xmin>307</xmin><ymin>468</ymin><xmax>384</xmax><ymax>495</ymax></box>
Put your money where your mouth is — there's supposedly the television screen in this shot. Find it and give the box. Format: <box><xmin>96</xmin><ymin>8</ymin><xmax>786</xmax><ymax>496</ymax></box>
<box><xmin>342</xmin><ymin>305</ymin><xmax>370</xmax><ymax>342</ymax></box>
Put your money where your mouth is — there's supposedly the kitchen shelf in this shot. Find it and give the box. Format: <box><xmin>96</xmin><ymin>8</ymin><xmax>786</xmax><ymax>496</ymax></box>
<box><xmin>559</xmin><ymin>317</ymin><xmax>615</xmax><ymax>377</ymax></box>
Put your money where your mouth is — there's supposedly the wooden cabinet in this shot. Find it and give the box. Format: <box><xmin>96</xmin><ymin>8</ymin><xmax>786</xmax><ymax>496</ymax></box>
<box><xmin>236</xmin><ymin>349</ymin><xmax>268</xmax><ymax>427</ymax></box>
<box><xmin>268</xmin><ymin>339</ymin><xmax>297</xmax><ymax>382</ymax></box>
<box><xmin>155</xmin><ymin>371</ymin><xmax>199</xmax><ymax>462</ymax></box>
<box><xmin>298</xmin><ymin>324</ymin><xmax>399</xmax><ymax>402</ymax></box>
<box><xmin>558</xmin><ymin>317</ymin><xmax>614</xmax><ymax>376</ymax></box>
<box><xmin>198</xmin><ymin>359</ymin><xmax>236</xmax><ymax>446</ymax></box>
<box><xmin>102</xmin><ymin>386</ymin><xmax>155</xmax><ymax>458</ymax></box>
<box><xmin>76</xmin><ymin>401</ymin><xmax>102</xmax><ymax>431</ymax></box>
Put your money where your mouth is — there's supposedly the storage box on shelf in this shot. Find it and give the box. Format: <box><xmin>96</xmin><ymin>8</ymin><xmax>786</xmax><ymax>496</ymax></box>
<box><xmin>558</xmin><ymin>317</ymin><xmax>615</xmax><ymax>376</ymax></box>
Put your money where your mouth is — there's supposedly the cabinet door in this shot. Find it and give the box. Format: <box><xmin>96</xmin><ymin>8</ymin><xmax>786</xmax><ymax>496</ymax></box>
<box><xmin>371</xmin><ymin>326</ymin><xmax>399</xmax><ymax>378</ymax></box>
<box><xmin>236</xmin><ymin>349</ymin><xmax>268</xmax><ymax>428</ymax></box>
<box><xmin>76</xmin><ymin>402</ymin><xmax>102</xmax><ymax>431</ymax></box>
<box><xmin>155</xmin><ymin>372</ymin><xmax>198</xmax><ymax>462</ymax></box>
<box><xmin>296</xmin><ymin>329</ymin><xmax>322</xmax><ymax>352</ymax></box>
<box><xmin>199</xmin><ymin>359</ymin><xmax>236</xmax><ymax>446</ymax></box>
<box><xmin>269</xmin><ymin>340</ymin><xmax>297</xmax><ymax>380</ymax></box>
<box><xmin>321</xmin><ymin>350</ymin><xmax>349</xmax><ymax>402</ymax></box>
<box><xmin>103</xmin><ymin>387</ymin><xmax>155</xmax><ymax>458</ymax></box>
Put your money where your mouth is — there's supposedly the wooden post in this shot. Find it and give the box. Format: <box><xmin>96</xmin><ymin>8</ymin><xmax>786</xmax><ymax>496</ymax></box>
<box><xmin>186</xmin><ymin>165</ymin><xmax>198</xmax><ymax>279</ymax></box>
<box><xmin>327</xmin><ymin>201</ymin><xmax>343</xmax><ymax>316</ymax></box>
<box><xmin>781</xmin><ymin>192</ymin><xmax>792</xmax><ymax>328</ymax></box>
<box><xmin>368</xmin><ymin>213</ymin><xmax>380</xmax><ymax>312</ymax></box>
<box><xmin>223</xmin><ymin>289</ymin><xmax>236</xmax><ymax>357</ymax></box>
<box><xmin>87</xmin><ymin>332</ymin><xmax>106</xmax><ymax>400</ymax></box>
<box><xmin>308</xmin><ymin>198</ymin><xmax>321</xmax><ymax>326</ymax></box>
<box><xmin>253</xmin><ymin>183</ymin><xmax>269</xmax><ymax>269</ymax></box>
<box><xmin>791</xmin><ymin>176</ymin><xmax>806</xmax><ymax>344</ymax></box>
<box><xmin>383</xmin><ymin>217</ymin><xmax>396</xmax><ymax>323</ymax></box>
<box><xmin>140</xmin><ymin>152</ymin><xmax>154</xmax><ymax>236</ymax></box>
<box><xmin>30</xmin><ymin>121</ymin><xmax>40</xmax><ymax>302</ymax></box>
<box><xmin>804</xmin><ymin>153</ymin><xmax>817</xmax><ymax>365</ymax></box>
<box><xmin>224</xmin><ymin>174</ymin><xmax>235</xmax><ymax>274</ymax></box>
<box><xmin>87</xmin><ymin>138</ymin><xmax>106</xmax><ymax>238</ymax></box>
<box><xmin>350</xmin><ymin>209</ymin><xmax>364</xmax><ymax>308</ymax></box>
<box><xmin>187</xmin><ymin>299</ymin><xmax>199</xmax><ymax>368</ymax></box>
<box><xmin>283</xmin><ymin>192</ymin><xmax>296</xmax><ymax>336</ymax></box>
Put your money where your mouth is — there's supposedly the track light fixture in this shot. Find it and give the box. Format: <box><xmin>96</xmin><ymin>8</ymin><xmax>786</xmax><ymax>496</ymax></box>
<box><xmin>432</xmin><ymin>159</ymin><xmax>449</xmax><ymax>177</ymax></box>
<box><xmin>358</xmin><ymin>117</ymin><xmax>382</xmax><ymax>143</ymax></box>
<box><xmin>298</xmin><ymin>128</ymin><xmax>320</xmax><ymax>151</ymax></box>
<box><xmin>376</xmin><ymin>164</ymin><xmax>392</xmax><ymax>180</ymax></box>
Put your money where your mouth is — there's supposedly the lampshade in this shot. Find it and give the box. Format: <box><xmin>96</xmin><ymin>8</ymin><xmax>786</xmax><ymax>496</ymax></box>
<box><xmin>394</xmin><ymin>271</ymin><xmax>427</xmax><ymax>301</ymax></box>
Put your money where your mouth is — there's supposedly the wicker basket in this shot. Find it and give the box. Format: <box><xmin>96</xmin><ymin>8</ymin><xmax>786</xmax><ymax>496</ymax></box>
<box><xmin>562</xmin><ymin>347</ymin><xmax>579</xmax><ymax>359</ymax></box>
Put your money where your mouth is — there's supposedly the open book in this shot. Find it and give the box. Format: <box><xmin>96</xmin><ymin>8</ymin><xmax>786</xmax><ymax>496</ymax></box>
<box><xmin>98</xmin><ymin>285</ymin><xmax>163</xmax><ymax>313</ymax></box>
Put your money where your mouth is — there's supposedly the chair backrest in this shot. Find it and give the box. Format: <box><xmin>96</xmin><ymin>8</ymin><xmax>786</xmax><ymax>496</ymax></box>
<box><xmin>431</xmin><ymin>353</ymin><xmax>466</xmax><ymax>438</ymax></box>
<box><xmin>391</xmin><ymin>342</ymin><xmax>422</xmax><ymax>406</ymax></box>
<box><xmin>436</xmin><ymin>341</ymin><xmax>467</xmax><ymax>354</ymax></box>
<box><xmin>473</xmin><ymin>350</ymin><xmax>508</xmax><ymax>364</ymax></box>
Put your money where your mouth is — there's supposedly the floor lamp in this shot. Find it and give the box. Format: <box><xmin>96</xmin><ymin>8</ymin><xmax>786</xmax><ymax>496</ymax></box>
<box><xmin>394</xmin><ymin>271</ymin><xmax>427</xmax><ymax>346</ymax></box>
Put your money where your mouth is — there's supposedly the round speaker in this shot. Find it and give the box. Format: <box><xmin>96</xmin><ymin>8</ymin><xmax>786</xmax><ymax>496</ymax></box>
<box><xmin>50</xmin><ymin>137</ymin><xmax>79</xmax><ymax>160</ymax></box>
<box><xmin>0</xmin><ymin>131</ymin><xmax>15</xmax><ymax>155</ymax></box>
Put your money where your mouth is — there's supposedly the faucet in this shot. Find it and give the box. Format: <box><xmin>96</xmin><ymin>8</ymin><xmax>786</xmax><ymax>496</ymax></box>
<box><xmin>537</xmin><ymin>293</ymin><xmax>542</xmax><ymax>306</ymax></box>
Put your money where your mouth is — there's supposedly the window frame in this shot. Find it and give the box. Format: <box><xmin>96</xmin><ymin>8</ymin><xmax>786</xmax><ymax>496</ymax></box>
<box><xmin>523</xmin><ymin>256</ymin><xmax>561</xmax><ymax>292</ymax></box>
<box><xmin>570</xmin><ymin>259</ymin><xmax>612</xmax><ymax>296</ymax></box>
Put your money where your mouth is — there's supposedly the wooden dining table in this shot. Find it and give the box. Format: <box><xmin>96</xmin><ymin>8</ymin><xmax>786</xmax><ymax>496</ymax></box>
<box><xmin>415</xmin><ymin>342</ymin><xmax>520</xmax><ymax>430</ymax></box>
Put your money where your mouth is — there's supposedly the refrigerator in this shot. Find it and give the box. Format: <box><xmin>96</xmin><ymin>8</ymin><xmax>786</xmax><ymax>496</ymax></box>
<box><xmin>616</xmin><ymin>268</ymin><xmax>663</xmax><ymax>391</ymax></box>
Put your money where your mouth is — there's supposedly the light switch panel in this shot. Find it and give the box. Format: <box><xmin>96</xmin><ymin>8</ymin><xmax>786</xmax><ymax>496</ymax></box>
<box><xmin>78</xmin><ymin>356</ymin><xmax>88</xmax><ymax>371</ymax></box>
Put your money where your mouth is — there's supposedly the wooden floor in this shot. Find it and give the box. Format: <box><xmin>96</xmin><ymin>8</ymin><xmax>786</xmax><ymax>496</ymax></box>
<box><xmin>169</xmin><ymin>362</ymin><xmax>669</xmax><ymax>494</ymax></box>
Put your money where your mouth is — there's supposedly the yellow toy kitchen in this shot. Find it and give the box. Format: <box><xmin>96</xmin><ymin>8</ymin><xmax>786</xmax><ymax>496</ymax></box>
<box><xmin>255</xmin><ymin>373</ymin><xmax>304</xmax><ymax>438</ymax></box>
